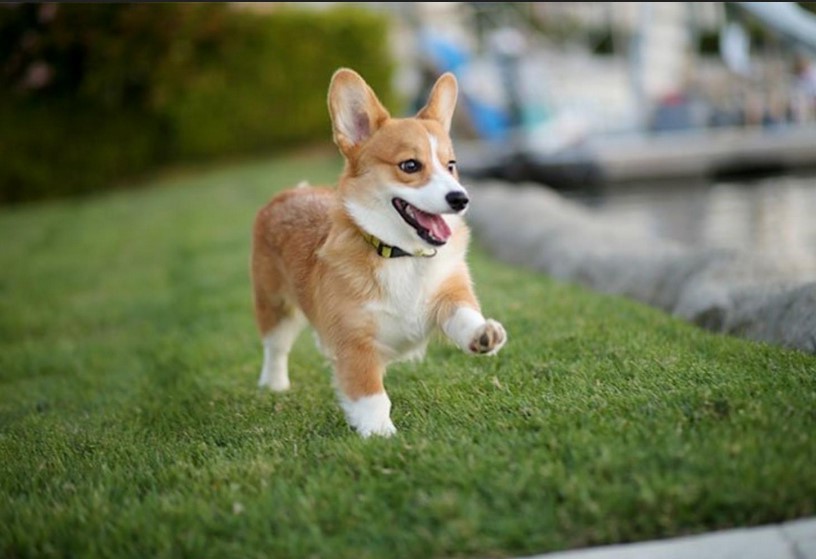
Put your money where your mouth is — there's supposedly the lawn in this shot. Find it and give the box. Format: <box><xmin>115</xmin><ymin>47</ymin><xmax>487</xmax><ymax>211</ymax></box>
<box><xmin>1</xmin><ymin>151</ymin><xmax>814</xmax><ymax>559</ymax></box>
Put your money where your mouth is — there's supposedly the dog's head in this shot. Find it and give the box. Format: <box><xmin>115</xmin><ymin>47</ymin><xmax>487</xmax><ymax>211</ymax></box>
<box><xmin>328</xmin><ymin>68</ymin><xmax>468</xmax><ymax>255</ymax></box>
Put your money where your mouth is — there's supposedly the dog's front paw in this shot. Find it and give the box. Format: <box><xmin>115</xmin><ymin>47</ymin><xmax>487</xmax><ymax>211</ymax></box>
<box><xmin>468</xmin><ymin>319</ymin><xmax>506</xmax><ymax>355</ymax></box>
<box><xmin>340</xmin><ymin>392</ymin><xmax>397</xmax><ymax>438</ymax></box>
<box><xmin>357</xmin><ymin>418</ymin><xmax>397</xmax><ymax>438</ymax></box>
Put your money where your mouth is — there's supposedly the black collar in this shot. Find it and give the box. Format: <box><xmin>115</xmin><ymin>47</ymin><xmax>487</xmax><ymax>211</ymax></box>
<box><xmin>361</xmin><ymin>231</ymin><xmax>436</xmax><ymax>258</ymax></box>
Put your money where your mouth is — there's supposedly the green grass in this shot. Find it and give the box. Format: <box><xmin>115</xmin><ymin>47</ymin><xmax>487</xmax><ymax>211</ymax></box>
<box><xmin>1</xmin><ymin>151</ymin><xmax>815</xmax><ymax>559</ymax></box>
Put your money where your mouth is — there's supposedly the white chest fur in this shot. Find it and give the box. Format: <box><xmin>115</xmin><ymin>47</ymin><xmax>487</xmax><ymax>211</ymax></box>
<box><xmin>367</xmin><ymin>250</ymin><xmax>458</xmax><ymax>362</ymax></box>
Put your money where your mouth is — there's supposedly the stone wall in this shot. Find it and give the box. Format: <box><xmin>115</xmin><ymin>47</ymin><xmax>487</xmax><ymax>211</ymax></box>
<box><xmin>469</xmin><ymin>182</ymin><xmax>816</xmax><ymax>353</ymax></box>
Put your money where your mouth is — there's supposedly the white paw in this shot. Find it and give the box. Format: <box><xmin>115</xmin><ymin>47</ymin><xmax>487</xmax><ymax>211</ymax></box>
<box><xmin>258</xmin><ymin>361</ymin><xmax>290</xmax><ymax>392</ymax></box>
<box><xmin>258</xmin><ymin>372</ymin><xmax>290</xmax><ymax>392</ymax></box>
<box><xmin>340</xmin><ymin>392</ymin><xmax>397</xmax><ymax>438</ymax></box>
<box><xmin>357</xmin><ymin>418</ymin><xmax>397</xmax><ymax>438</ymax></box>
<box><xmin>468</xmin><ymin>319</ymin><xmax>507</xmax><ymax>355</ymax></box>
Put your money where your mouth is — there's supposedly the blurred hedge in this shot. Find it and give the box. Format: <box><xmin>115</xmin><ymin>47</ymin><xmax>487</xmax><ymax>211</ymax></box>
<box><xmin>0</xmin><ymin>4</ymin><xmax>394</xmax><ymax>204</ymax></box>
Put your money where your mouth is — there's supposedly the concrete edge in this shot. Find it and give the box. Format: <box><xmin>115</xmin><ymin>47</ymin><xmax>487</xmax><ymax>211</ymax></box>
<box><xmin>519</xmin><ymin>518</ymin><xmax>816</xmax><ymax>559</ymax></box>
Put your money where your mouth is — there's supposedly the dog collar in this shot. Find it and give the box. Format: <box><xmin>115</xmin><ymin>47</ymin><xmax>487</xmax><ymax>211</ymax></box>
<box><xmin>361</xmin><ymin>231</ymin><xmax>437</xmax><ymax>258</ymax></box>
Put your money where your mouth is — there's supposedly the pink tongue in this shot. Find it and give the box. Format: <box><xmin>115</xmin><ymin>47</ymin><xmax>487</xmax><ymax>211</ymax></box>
<box><xmin>414</xmin><ymin>208</ymin><xmax>451</xmax><ymax>242</ymax></box>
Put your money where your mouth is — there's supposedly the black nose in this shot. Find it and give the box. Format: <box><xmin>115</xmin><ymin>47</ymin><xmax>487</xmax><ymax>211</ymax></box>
<box><xmin>446</xmin><ymin>191</ymin><xmax>469</xmax><ymax>212</ymax></box>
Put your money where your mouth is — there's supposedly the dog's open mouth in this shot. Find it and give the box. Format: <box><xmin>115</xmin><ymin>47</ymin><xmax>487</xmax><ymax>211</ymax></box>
<box><xmin>392</xmin><ymin>198</ymin><xmax>451</xmax><ymax>246</ymax></box>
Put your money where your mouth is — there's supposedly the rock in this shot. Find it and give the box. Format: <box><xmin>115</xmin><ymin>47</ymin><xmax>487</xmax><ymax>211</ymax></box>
<box><xmin>723</xmin><ymin>283</ymin><xmax>816</xmax><ymax>352</ymax></box>
<box><xmin>468</xmin><ymin>180</ymin><xmax>816</xmax><ymax>354</ymax></box>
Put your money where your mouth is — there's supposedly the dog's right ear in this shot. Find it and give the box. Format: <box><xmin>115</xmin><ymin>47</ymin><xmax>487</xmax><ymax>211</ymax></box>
<box><xmin>328</xmin><ymin>68</ymin><xmax>390</xmax><ymax>155</ymax></box>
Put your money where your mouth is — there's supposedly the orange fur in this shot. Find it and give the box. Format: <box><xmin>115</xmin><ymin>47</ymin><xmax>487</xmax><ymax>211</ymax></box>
<box><xmin>432</xmin><ymin>264</ymin><xmax>479</xmax><ymax>327</ymax></box>
<box><xmin>250</xmin><ymin>68</ymin><xmax>506</xmax><ymax>436</ymax></box>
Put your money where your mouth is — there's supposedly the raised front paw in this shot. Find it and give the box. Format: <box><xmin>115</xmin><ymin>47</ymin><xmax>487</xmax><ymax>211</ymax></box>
<box><xmin>468</xmin><ymin>319</ymin><xmax>507</xmax><ymax>355</ymax></box>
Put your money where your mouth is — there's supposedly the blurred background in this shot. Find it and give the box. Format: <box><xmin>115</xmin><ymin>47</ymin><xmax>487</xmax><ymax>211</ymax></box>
<box><xmin>2</xmin><ymin>2</ymin><xmax>816</xmax><ymax>265</ymax></box>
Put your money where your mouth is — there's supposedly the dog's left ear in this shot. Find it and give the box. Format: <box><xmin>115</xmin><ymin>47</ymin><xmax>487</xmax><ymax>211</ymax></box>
<box><xmin>416</xmin><ymin>72</ymin><xmax>458</xmax><ymax>133</ymax></box>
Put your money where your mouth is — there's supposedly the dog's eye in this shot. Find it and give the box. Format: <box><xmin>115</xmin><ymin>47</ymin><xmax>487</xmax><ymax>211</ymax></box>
<box><xmin>398</xmin><ymin>159</ymin><xmax>422</xmax><ymax>174</ymax></box>
<box><xmin>447</xmin><ymin>160</ymin><xmax>456</xmax><ymax>174</ymax></box>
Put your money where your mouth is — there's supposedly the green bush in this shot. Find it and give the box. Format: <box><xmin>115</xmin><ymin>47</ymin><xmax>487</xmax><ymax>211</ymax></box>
<box><xmin>0</xmin><ymin>101</ymin><xmax>162</xmax><ymax>204</ymax></box>
<box><xmin>0</xmin><ymin>4</ymin><xmax>394</xmax><ymax>203</ymax></box>
<box><xmin>159</xmin><ymin>6</ymin><xmax>394</xmax><ymax>158</ymax></box>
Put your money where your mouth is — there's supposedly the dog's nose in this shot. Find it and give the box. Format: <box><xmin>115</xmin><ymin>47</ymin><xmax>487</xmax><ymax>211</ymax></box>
<box><xmin>446</xmin><ymin>191</ymin><xmax>469</xmax><ymax>212</ymax></box>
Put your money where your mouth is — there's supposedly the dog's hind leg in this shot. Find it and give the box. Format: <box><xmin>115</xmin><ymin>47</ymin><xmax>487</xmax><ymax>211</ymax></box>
<box><xmin>257</xmin><ymin>306</ymin><xmax>305</xmax><ymax>392</ymax></box>
<box><xmin>251</xmin><ymin>243</ymin><xmax>305</xmax><ymax>392</ymax></box>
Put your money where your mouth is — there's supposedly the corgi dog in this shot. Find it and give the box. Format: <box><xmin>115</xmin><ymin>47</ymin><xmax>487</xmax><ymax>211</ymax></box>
<box><xmin>251</xmin><ymin>68</ymin><xmax>506</xmax><ymax>437</ymax></box>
